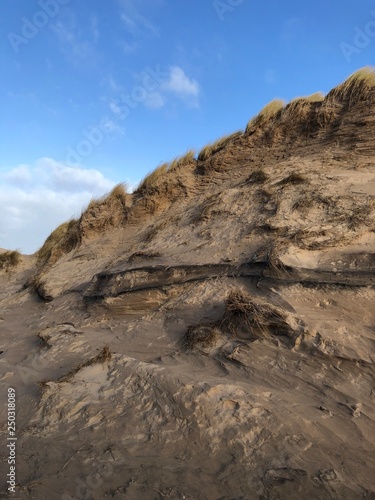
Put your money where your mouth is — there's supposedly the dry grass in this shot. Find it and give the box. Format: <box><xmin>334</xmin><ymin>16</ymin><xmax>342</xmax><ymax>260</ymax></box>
<box><xmin>221</xmin><ymin>290</ymin><xmax>290</xmax><ymax>338</ymax></box>
<box><xmin>326</xmin><ymin>66</ymin><xmax>375</xmax><ymax>106</ymax></box>
<box><xmin>255</xmin><ymin>188</ymin><xmax>279</xmax><ymax>216</ymax></box>
<box><xmin>276</xmin><ymin>172</ymin><xmax>306</xmax><ymax>186</ymax></box>
<box><xmin>127</xmin><ymin>251</ymin><xmax>160</xmax><ymax>263</ymax></box>
<box><xmin>292</xmin><ymin>196</ymin><xmax>313</xmax><ymax>212</ymax></box>
<box><xmin>76</xmin><ymin>182</ymin><xmax>130</xmax><ymax>237</ymax></box>
<box><xmin>266</xmin><ymin>246</ymin><xmax>290</xmax><ymax>275</ymax></box>
<box><xmin>292</xmin><ymin>193</ymin><xmax>333</xmax><ymax>212</ymax></box>
<box><xmin>282</xmin><ymin>99</ymin><xmax>321</xmax><ymax>127</ymax></box>
<box><xmin>134</xmin><ymin>151</ymin><xmax>196</xmax><ymax>196</ymax></box>
<box><xmin>87</xmin><ymin>183</ymin><xmax>129</xmax><ymax>210</ymax></box>
<box><xmin>0</xmin><ymin>250</ymin><xmax>22</xmax><ymax>270</ymax></box>
<box><xmin>36</xmin><ymin>183</ymin><xmax>129</xmax><ymax>266</ymax></box>
<box><xmin>332</xmin><ymin>203</ymin><xmax>374</xmax><ymax>231</ymax></box>
<box><xmin>252</xmin><ymin>222</ymin><xmax>279</xmax><ymax>234</ymax></box>
<box><xmin>191</xmin><ymin>195</ymin><xmax>220</xmax><ymax>224</ymax></box>
<box><xmin>135</xmin><ymin>164</ymin><xmax>169</xmax><ymax>195</ymax></box>
<box><xmin>58</xmin><ymin>346</ymin><xmax>112</xmax><ymax>383</ymax></box>
<box><xmin>143</xmin><ymin>219</ymin><xmax>169</xmax><ymax>242</ymax></box>
<box><xmin>243</xmin><ymin>70</ymin><xmax>374</xmax><ymax>140</ymax></box>
<box><xmin>169</xmin><ymin>150</ymin><xmax>196</xmax><ymax>171</ymax></box>
<box><xmin>244</xmin><ymin>169</ymin><xmax>268</xmax><ymax>184</ymax></box>
<box><xmin>181</xmin><ymin>324</ymin><xmax>221</xmax><ymax>350</ymax></box>
<box><xmin>246</xmin><ymin>99</ymin><xmax>285</xmax><ymax>133</ymax></box>
<box><xmin>36</xmin><ymin>219</ymin><xmax>79</xmax><ymax>264</ymax></box>
<box><xmin>256</xmin><ymin>188</ymin><xmax>273</xmax><ymax>204</ymax></box>
<box><xmin>290</xmin><ymin>92</ymin><xmax>325</xmax><ymax>104</ymax></box>
<box><xmin>198</xmin><ymin>131</ymin><xmax>242</xmax><ymax>161</ymax></box>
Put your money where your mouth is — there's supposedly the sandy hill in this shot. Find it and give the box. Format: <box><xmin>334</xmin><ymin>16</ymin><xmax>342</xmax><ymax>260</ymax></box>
<box><xmin>1</xmin><ymin>68</ymin><xmax>375</xmax><ymax>500</ymax></box>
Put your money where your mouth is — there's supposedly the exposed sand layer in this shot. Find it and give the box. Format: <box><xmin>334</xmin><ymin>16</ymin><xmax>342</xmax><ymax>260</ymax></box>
<box><xmin>1</xmin><ymin>72</ymin><xmax>375</xmax><ymax>499</ymax></box>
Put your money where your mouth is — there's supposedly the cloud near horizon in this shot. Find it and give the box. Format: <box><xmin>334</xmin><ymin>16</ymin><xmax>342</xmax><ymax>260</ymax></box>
<box><xmin>0</xmin><ymin>158</ymin><xmax>116</xmax><ymax>254</ymax></box>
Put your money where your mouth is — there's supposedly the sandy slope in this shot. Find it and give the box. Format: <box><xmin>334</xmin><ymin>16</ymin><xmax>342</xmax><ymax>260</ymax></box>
<box><xmin>1</xmin><ymin>74</ymin><xmax>375</xmax><ymax>499</ymax></box>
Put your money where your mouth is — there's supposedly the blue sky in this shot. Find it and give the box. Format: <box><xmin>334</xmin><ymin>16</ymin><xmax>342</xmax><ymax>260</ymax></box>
<box><xmin>1</xmin><ymin>0</ymin><xmax>374</xmax><ymax>253</ymax></box>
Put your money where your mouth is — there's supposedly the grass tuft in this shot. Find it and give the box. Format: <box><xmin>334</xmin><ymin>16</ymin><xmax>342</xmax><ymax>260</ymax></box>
<box><xmin>181</xmin><ymin>324</ymin><xmax>221</xmax><ymax>350</ymax></box>
<box><xmin>87</xmin><ymin>182</ymin><xmax>128</xmax><ymax>209</ymax></box>
<box><xmin>221</xmin><ymin>290</ymin><xmax>290</xmax><ymax>338</ymax></box>
<box><xmin>198</xmin><ymin>131</ymin><xmax>242</xmax><ymax>161</ymax></box>
<box><xmin>276</xmin><ymin>172</ymin><xmax>306</xmax><ymax>186</ymax></box>
<box><xmin>135</xmin><ymin>163</ymin><xmax>169</xmax><ymax>195</ymax></box>
<box><xmin>246</xmin><ymin>99</ymin><xmax>285</xmax><ymax>133</ymax></box>
<box><xmin>169</xmin><ymin>150</ymin><xmax>196</xmax><ymax>171</ymax></box>
<box><xmin>326</xmin><ymin>66</ymin><xmax>375</xmax><ymax>106</ymax></box>
<box><xmin>244</xmin><ymin>169</ymin><xmax>268</xmax><ymax>184</ymax></box>
<box><xmin>290</xmin><ymin>92</ymin><xmax>325</xmax><ymax>104</ymax></box>
<box><xmin>36</xmin><ymin>184</ymin><xmax>129</xmax><ymax>266</ymax></box>
<box><xmin>0</xmin><ymin>250</ymin><xmax>22</xmax><ymax>270</ymax></box>
<box><xmin>36</xmin><ymin>220</ymin><xmax>78</xmax><ymax>264</ymax></box>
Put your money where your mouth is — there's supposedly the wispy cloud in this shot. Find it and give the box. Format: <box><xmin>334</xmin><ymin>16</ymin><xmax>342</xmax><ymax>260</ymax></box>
<box><xmin>52</xmin><ymin>11</ymin><xmax>100</xmax><ymax>64</ymax></box>
<box><xmin>103</xmin><ymin>65</ymin><xmax>200</xmax><ymax>118</ymax></box>
<box><xmin>137</xmin><ymin>65</ymin><xmax>200</xmax><ymax>109</ymax></box>
<box><xmin>119</xmin><ymin>0</ymin><xmax>159</xmax><ymax>39</ymax></box>
<box><xmin>52</xmin><ymin>21</ymin><xmax>92</xmax><ymax>60</ymax></box>
<box><xmin>0</xmin><ymin>158</ymin><xmax>116</xmax><ymax>253</ymax></box>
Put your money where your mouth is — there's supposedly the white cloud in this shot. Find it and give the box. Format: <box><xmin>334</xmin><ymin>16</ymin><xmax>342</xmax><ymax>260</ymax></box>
<box><xmin>144</xmin><ymin>92</ymin><xmax>165</xmax><ymax>109</ymax></box>
<box><xmin>5</xmin><ymin>165</ymin><xmax>33</xmax><ymax>184</ymax></box>
<box><xmin>162</xmin><ymin>66</ymin><xmax>200</xmax><ymax>97</ymax></box>
<box><xmin>104</xmin><ymin>66</ymin><xmax>200</xmax><ymax>116</ymax></box>
<box><xmin>0</xmin><ymin>158</ymin><xmax>117</xmax><ymax>254</ymax></box>
<box><xmin>158</xmin><ymin>66</ymin><xmax>201</xmax><ymax>108</ymax></box>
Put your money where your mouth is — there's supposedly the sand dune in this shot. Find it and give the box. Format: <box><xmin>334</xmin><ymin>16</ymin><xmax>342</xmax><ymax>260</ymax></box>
<box><xmin>1</xmin><ymin>69</ymin><xmax>375</xmax><ymax>499</ymax></box>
